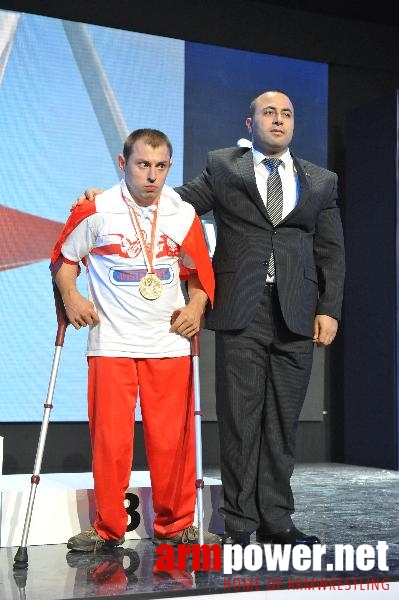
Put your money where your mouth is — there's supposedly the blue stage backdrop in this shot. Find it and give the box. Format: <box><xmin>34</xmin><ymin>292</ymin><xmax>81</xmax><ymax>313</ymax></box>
<box><xmin>0</xmin><ymin>9</ymin><xmax>327</xmax><ymax>421</ymax></box>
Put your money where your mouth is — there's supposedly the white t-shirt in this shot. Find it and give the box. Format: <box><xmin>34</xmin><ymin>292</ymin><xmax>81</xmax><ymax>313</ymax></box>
<box><xmin>61</xmin><ymin>181</ymin><xmax>196</xmax><ymax>358</ymax></box>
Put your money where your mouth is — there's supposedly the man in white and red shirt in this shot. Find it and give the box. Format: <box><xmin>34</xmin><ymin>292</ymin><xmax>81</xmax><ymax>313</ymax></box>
<box><xmin>51</xmin><ymin>128</ymin><xmax>218</xmax><ymax>552</ymax></box>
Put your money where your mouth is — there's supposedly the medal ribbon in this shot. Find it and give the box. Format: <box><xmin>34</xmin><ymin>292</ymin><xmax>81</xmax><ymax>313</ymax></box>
<box><xmin>121</xmin><ymin>189</ymin><xmax>159</xmax><ymax>274</ymax></box>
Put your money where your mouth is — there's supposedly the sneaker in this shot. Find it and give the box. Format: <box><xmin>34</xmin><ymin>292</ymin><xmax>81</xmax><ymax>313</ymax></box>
<box><xmin>67</xmin><ymin>526</ymin><xmax>125</xmax><ymax>552</ymax></box>
<box><xmin>152</xmin><ymin>525</ymin><xmax>221</xmax><ymax>546</ymax></box>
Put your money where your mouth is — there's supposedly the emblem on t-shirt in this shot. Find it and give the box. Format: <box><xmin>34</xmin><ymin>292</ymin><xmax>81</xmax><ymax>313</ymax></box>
<box><xmin>109</xmin><ymin>265</ymin><xmax>174</xmax><ymax>286</ymax></box>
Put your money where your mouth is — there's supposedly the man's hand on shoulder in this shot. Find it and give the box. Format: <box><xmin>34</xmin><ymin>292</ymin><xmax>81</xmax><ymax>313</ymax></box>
<box><xmin>70</xmin><ymin>188</ymin><xmax>104</xmax><ymax>211</ymax></box>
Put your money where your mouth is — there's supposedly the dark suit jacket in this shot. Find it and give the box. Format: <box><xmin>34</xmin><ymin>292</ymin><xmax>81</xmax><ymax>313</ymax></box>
<box><xmin>176</xmin><ymin>146</ymin><xmax>345</xmax><ymax>337</ymax></box>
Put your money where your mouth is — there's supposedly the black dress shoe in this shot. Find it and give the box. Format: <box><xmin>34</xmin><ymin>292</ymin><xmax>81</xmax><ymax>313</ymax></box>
<box><xmin>222</xmin><ymin>530</ymin><xmax>251</xmax><ymax>547</ymax></box>
<box><xmin>256</xmin><ymin>526</ymin><xmax>320</xmax><ymax>546</ymax></box>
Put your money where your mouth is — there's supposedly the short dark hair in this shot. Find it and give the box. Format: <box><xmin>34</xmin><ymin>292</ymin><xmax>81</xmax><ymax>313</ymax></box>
<box><xmin>248</xmin><ymin>89</ymin><xmax>291</xmax><ymax>117</ymax></box>
<box><xmin>123</xmin><ymin>128</ymin><xmax>173</xmax><ymax>161</ymax></box>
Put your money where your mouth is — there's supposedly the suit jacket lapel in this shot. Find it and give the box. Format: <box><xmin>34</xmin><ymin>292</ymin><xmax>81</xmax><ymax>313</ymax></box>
<box><xmin>236</xmin><ymin>150</ymin><xmax>270</xmax><ymax>221</ymax></box>
<box><xmin>279</xmin><ymin>156</ymin><xmax>312</xmax><ymax>224</ymax></box>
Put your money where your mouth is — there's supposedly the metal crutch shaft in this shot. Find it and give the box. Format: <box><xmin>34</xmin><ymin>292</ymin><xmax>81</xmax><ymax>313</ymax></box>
<box><xmin>13</xmin><ymin>283</ymin><xmax>68</xmax><ymax>570</ymax></box>
<box><xmin>191</xmin><ymin>333</ymin><xmax>205</xmax><ymax>546</ymax></box>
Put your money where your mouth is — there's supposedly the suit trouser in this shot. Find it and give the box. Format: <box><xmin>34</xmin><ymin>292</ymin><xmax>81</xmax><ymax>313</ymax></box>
<box><xmin>215</xmin><ymin>285</ymin><xmax>314</xmax><ymax>534</ymax></box>
<box><xmin>87</xmin><ymin>355</ymin><xmax>196</xmax><ymax>540</ymax></box>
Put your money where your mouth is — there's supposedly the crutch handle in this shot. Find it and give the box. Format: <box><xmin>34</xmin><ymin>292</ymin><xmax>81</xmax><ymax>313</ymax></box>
<box><xmin>191</xmin><ymin>332</ymin><xmax>200</xmax><ymax>357</ymax></box>
<box><xmin>52</xmin><ymin>281</ymin><xmax>69</xmax><ymax>346</ymax></box>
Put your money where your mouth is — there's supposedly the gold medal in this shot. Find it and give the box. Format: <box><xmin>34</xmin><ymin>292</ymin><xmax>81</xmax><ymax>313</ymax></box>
<box><xmin>139</xmin><ymin>272</ymin><xmax>163</xmax><ymax>300</ymax></box>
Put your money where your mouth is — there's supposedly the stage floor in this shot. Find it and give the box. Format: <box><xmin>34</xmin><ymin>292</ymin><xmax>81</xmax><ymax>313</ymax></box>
<box><xmin>1</xmin><ymin>463</ymin><xmax>399</xmax><ymax>599</ymax></box>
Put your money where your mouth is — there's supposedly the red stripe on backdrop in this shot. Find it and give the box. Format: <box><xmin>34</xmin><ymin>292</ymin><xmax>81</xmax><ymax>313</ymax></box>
<box><xmin>0</xmin><ymin>205</ymin><xmax>63</xmax><ymax>271</ymax></box>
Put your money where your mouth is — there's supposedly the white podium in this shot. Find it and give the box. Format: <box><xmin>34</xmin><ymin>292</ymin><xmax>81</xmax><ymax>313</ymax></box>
<box><xmin>0</xmin><ymin>471</ymin><xmax>223</xmax><ymax>547</ymax></box>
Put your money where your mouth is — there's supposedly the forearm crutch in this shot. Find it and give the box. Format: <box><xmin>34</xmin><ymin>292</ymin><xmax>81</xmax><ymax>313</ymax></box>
<box><xmin>191</xmin><ymin>333</ymin><xmax>205</xmax><ymax>546</ymax></box>
<box><xmin>13</xmin><ymin>282</ymin><xmax>68</xmax><ymax>570</ymax></box>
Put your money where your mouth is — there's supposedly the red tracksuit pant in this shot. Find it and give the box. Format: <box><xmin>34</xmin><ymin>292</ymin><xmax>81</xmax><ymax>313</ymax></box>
<box><xmin>87</xmin><ymin>356</ymin><xmax>196</xmax><ymax>540</ymax></box>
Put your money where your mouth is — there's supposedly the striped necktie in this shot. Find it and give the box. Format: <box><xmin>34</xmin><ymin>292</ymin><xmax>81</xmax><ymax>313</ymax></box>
<box><xmin>264</xmin><ymin>157</ymin><xmax>283</xmax><ymax>278</ymax></box>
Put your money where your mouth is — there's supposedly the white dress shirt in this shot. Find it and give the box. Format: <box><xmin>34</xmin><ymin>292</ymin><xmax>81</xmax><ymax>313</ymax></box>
<box><xmin>252</xmin><ymin>147</ymin><xmax>299</xmax><ymax>218</ymax></box>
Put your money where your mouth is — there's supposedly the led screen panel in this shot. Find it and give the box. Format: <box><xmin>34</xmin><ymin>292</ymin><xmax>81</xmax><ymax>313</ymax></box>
<box><xmin>0</xmin><ymin>9</ymin><xmax>327</xmax><ymax>421</ymax></box>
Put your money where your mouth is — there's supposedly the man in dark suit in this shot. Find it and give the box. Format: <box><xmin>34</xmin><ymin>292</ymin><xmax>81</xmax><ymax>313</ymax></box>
<box><xmin>78</xmin><ymin>90</ymin><xmax>345</xmax><ymax>547</ymax></box>
<box><xmin>175</xmin><ymin>90</ymin><xmax>345</xmax><ymax>546</ymax></box>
